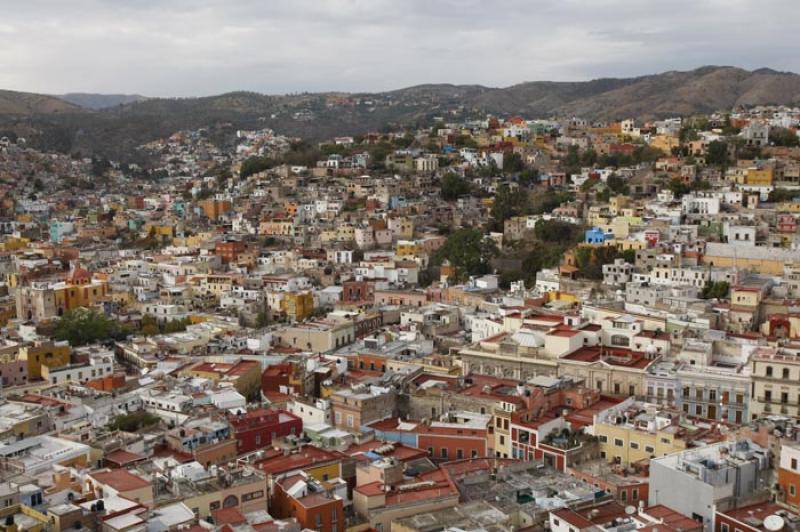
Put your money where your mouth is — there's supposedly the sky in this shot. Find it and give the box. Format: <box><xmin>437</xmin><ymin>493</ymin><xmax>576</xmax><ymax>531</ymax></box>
<box><xmin>1</xmin><ymin>0</ymin><xmax>799</xmax><ymax>97</ymax></box>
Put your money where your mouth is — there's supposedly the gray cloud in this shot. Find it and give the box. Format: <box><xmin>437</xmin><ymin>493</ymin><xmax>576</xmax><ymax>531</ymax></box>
<box><xmin>1</xmin><ymin>0</ymin><xmax>798</xmax><ymax>96</ymax></box>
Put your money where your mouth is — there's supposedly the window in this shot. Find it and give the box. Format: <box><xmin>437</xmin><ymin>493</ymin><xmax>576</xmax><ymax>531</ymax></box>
<box><xmin>661</xmin><ymin>438</ymin><xmax>670</xmax><ymax>444</ymax></box>
<box><xmin>427</xmin><ymin>447</ymin><xmax>433</xmax><ymax>456</ymax></box>
<box><xmin>632</xmin><ymin>488</ymin><xmax>639</xmax><ymax>500</ymax></box>
<box><xmin>645</xmin><ymin>446</ymin><xmax>655</xmax><ymax>453</ymax></box>
<box><xmin>599</xmin><ymin>435</ymin><xmax>608</xmax><ymax>443</ymax></box>
<box><xmin>792</xmin><ymin>458</ymin><xmax>798</xmax><ymax>471</ymax></box>
<box><xmin>791</xmin><ymin>485</ymin><xmax>797</xmax><ymax>497</ymax></box>
<box><xmin>766</xmin><ymin>366</ymin><xmax>774</xmax><ymax>377</ymax></box>
<box><xmin>347</xmin><ymin>415</ymin><xmax>354</xmax><ymax>428</ymax></box>
<box><xmin>721</xmin><ymin>524</ymin><xmax>729</xmax><ymax>532</ymax></box>
<box><xmin>614</xmin><ymin>438</ymin><xmax>624</xmax><ymax>447</ymax></box>
<box><xmin>471</xmin><ymin>450</ymin><xmax>478</xmax><ymax>458</ymax></box>
<box><xmin>441</xmin><ymin>448</ymin><xmax>448</xmax><ymax>459</ymax></box>
<box><xmin>630</xmin><ymin>442</ymin><xmax>639</xmax><ymax>450</ymax></box>
<box><xmin>784</xmin><ymin>368</ymin><xmax>791</xmax><ymax>379</ymax></box>
<box><xmin>621</xmin><ymin>490</ymin><xmax>627</xmax><ymax>501</ymax></box>
<box><xmin>457</xmin><ymin>449</ymin><xmax>464</xmax><ymax>459</ymax></box>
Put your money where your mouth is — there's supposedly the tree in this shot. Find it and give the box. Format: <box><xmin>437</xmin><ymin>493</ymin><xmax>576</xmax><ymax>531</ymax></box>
<box><xmin>490</xmin><ymin>184</ymin><xmax>527</xmax><ymax>231</ymax></box>
<box><xmin>54</xmin><ymin>308</ymin><xmax>129</xmax><ymax>346</ymax></box>
<box><xmin>518</xmin><ymin>168</ymin><xmax>540</xmax><ymax>187</ymax></box>
<box><xmin>574</xmin><ymin>246</ymin><xmax>626</xmax><ymax>280</ymax></box>
<box><xmin>606</xmin><ymin>174</ymin><xmax>629</xmax><ymax>195</ymax></box>
<box><xmin>240</xmin><ymin>156</ymin><xmax>275</xmax><ymax>179</ymax></box>
<box><xmin>440</xmin><ymin>173</ymin><xmax>470</xmax><ymax>201</ymax></box>
<box><xmin>108</xmin><ymin>411</ymin><xmax>161</xmax><ymax>432</ymax></box>
<box><xmin>701</xmin><ymin>281</ymin><xmax>730</xmax><ymax>300</ymax></box>
<box><xmin>432</xmin><ymin>228</ymin><xmax>498</xmax><ymax>283</ymax></box>
<box><xmin>504</xmin><ymin>152</ymin><xmax>525</xmax><ymax>173</ymax></box>
<box><xmin>706</xmin><ymin>141</ymin><xmax>729</xmax><ymax>166</ymax></box>
<box><xmin>533</xmin><ymin>220</ymin><xmax>582</xmax><ymax>244</ymax></box>
<box><xmin>769</xmin><ymin>127</ymin><xmax>800</xmax><ymax>147</ymax></box>
<box><xmin>530</xmin><ymin>189</ymin><xmax>574</xmax><ymax>214</ymax></box>
<box><xmin>163</xmin><ymin>318</ymin><xmax>189</xmax><ymax>334</ymax></box>
<box><xmin>256</xmin><ymin>307</ymin><xmax>270</xmax><ymax>329</ymax></box>
<box><xmin>667</xmin><ymin>178</ymin><xmax>690</xmax><ymax>198</ymax></box>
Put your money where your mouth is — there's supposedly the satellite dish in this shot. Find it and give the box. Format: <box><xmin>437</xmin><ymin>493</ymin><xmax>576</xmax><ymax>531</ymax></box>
<box><xmin>764</xmin><ymin>515</ymin><xmax>784</xmax><ymax>532</ymax></box>
<box><xmin>625</xmin><ymin>506</ymin><xmax>636</xmax><ymax>516</ymax></box>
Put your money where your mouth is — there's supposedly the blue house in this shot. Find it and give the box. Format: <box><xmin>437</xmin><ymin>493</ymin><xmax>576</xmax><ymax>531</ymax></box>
<box><xmin>585</xmin><ymin>227</ymin><xmax>612</xmax><ymax>244</ymax></box>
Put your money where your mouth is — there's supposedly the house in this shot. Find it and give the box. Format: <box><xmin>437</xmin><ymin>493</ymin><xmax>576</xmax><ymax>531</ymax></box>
<box><xmin>228</xmin><ymin>408</ymin><xmax>302</xmax><ymax>454</ymax></box>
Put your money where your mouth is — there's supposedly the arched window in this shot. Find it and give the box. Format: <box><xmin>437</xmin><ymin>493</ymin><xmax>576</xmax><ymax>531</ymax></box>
<box><xmin>222</xmin><ymin>495</ymin><xmax>239</xmax><ymax>508</ymax></box>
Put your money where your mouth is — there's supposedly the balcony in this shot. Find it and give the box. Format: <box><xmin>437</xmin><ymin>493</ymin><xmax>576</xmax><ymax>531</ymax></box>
<box><xmin>757</xmin><ymin>396</ymin><xmax>799</xmax><ymax>407</ymax></box>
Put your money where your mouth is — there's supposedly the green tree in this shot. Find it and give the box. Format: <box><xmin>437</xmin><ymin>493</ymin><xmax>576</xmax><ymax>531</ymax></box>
<box><xmin>518</xmin><ymin>168</ymin><xmax>540</xmax><ymax>187</ymax></box>
<box><xmin>606</xmin><ymin>174</ymin><xmax>629</xmax><ymax>195</ymax></box>
<box><xmin>574</xmin><ymin>246</ymin><xmax>626</xmax><ymax>280</ymax></box>
<box><xmin>533</xmin><ymin>220</ymin><xmax>582</xmax><ymax>244</ymax></box>
<box><xmin>504</xmin><ymin>152</ymin><xmax>525</xmax><ymax>173</ymax></box>
<box><xmin>139</xmin><ymin>314</ymin><xmax>161</xmax><ymax>336</ymax></box>
<box><xmin>530</xmin><ymin>189</ymin><xmax>574</xmax><ymax>214</ymax></box>
<box><xmin>769</xmin><ymin>127</ymin><xmax>800</xmax><ymax>147</ymax></box>
<box><xmin>432</xmin><ymin>228</ymin><xmax>498</xmax><ymax>283</ymax></box>
<box><xmin>163</xmin><ymin>318</ymin><xmax>189</xmax><ymax>334</ymax></box>
<box><xmin>706</xmin><ymin>141</ymin><xmax>729</xmax><ymax>166</ymax></box>
<box><xmin>108</xmin><ymin>412</ymin><xmax>161</xmax><ymax>432</ymax></box>
<box><xmin>490</xmin><ymin>184</ymin><xmax>527</xmax><ymax>231</ymax></box>
<box><xmin>668</xmin><ymin>178</ymin><xmax>690</xmax><ymax>198</ymax></box>
<box><xmin>54</xmin><ymin>308</ymin><xmax>129</xmax><ymax>346</ymax></box>
<box><xmin>701</xmin><ymin>281</ymin><xmax>730</xmax><ymax>300</ymax></box>
<box><xmin>256</xmin><ymin>307</ymin><xmax>270</xmax><ymax>329</ymax></box>
<box><xmin>240</xmin><ymin>156</ymin><xmax>275</xmax><ymax>179</ymax></box>
<box><xmin>440</xmin><ymin>173</ymin><xmax>471</xmax><ymax>201</ymax></box>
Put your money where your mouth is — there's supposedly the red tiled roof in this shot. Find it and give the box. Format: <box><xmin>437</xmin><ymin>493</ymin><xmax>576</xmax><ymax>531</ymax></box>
<box><xmin>90</xmin><ymin>469</ymin><xmax>151</xmax><ymax>492</ymax></box>
<box><xmin>104</xmin><ymin>449</ymin><xmax>146</xmax><ymax>466</ymax></box>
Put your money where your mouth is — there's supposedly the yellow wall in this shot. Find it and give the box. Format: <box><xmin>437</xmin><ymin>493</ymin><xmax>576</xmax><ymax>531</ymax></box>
<box><xmin>18</xmin><ymin>344</ymin><xmax>71</xmax><ymax>379</ymax></box>
<box><xmin>744</xmin><ymin>168</ymin><xmax>774</xmax><ymax>186</ymax></box>
<box><xmin>595</xmin><ymin>423</ymin><xmax>685</xmax><ymax>466</ymax></box>
<box><xmin>305</xmin><ymin>461</ymin><xmax>342</xmax><ymax>483</ymax></box>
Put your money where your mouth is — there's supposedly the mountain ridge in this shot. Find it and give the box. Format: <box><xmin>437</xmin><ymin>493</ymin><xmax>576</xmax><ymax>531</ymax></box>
<box><xmin>1</xmin><ymin>66</ymin><xmax>800</xmax><ymax>159</ymax></box>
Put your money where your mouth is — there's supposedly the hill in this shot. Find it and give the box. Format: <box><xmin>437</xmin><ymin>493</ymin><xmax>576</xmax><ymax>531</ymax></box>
<box><xmin>0</xmin><ymin>89</ymin><xmax>82</xmax><ymax>115</ymax></box>
<box><xmin>57</xmin><ymin>93</ymin><xmax>148</xmax><ymax>109</ymax></box>
<box><xmin>2</xmin><ymin>66</ymin><xmax>800</xmax><ymax>160</ymax></box>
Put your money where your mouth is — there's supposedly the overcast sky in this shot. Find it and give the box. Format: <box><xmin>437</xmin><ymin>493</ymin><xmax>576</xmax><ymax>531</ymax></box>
<box><xmin>2</xmin><ymin>0</ymin><xmax>799</xmax><ymax>97</ymax></box>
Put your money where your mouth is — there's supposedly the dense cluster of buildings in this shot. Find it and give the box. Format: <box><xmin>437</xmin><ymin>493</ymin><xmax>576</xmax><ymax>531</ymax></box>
<box><xmin>0</xmin><ymin>105</ymin><xmax>800</xmax><ymax>532</ymax></box>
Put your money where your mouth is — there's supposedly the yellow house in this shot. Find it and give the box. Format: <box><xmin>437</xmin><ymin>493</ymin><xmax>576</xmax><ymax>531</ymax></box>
<box><xmin>545</xmin><ymin>291</ymin><xmax>579</xmax><ymax>304</ymax></box>
<box><xmin>305</xmin><ymin>460</ymin><xmax>342</xmax><ymax>483</ymax></box>
<box><xmin>609</xmin><ymin>196</ymin><xmax>629</xmax><ymax>216</ymax></box>
<box><xmin>649</xmin><ymin>135</ymin><xmax>680</xmax><ymax>153</ymax></box>
<box><xmin>396</xmin><ymin>240</ymin><xmax>417</xmax><ymax>257</ymax></box>
<box><xmin>143</xmin><ymin>223</ymin><xmax>175</xmax><ymax>238</ymax></box>
<box><xmin>0</xmin><ymin>236</ymin><xmax>30</xmax><ymax>252</ymax></box>
<box><xmin>18</xmin><ymin>342</ymin><xmax>71</xmax><ymax>380</ymax></box>
<box><xmin>198</xmin><ymin>199</ymin><xmax>232</xmax><ymax>221</ymax></box>
<box><xmin>281</xmin><ymin>291</ymin><xmax>314</xmax><ymax>322</ymax></box>
<box><xmin>743</xmin><ymin>167</ymin><xmax>774</xmax><ymax>186</ymax></box>
<box><xmin>594</xmin><ymin>408</ymin><xmax>687</xmax><ymax>466</ymax></box>
<box><xmin>730</xmin><ymin>287</ymin><xmax>762</xmax><ymax>308</ymax></box>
